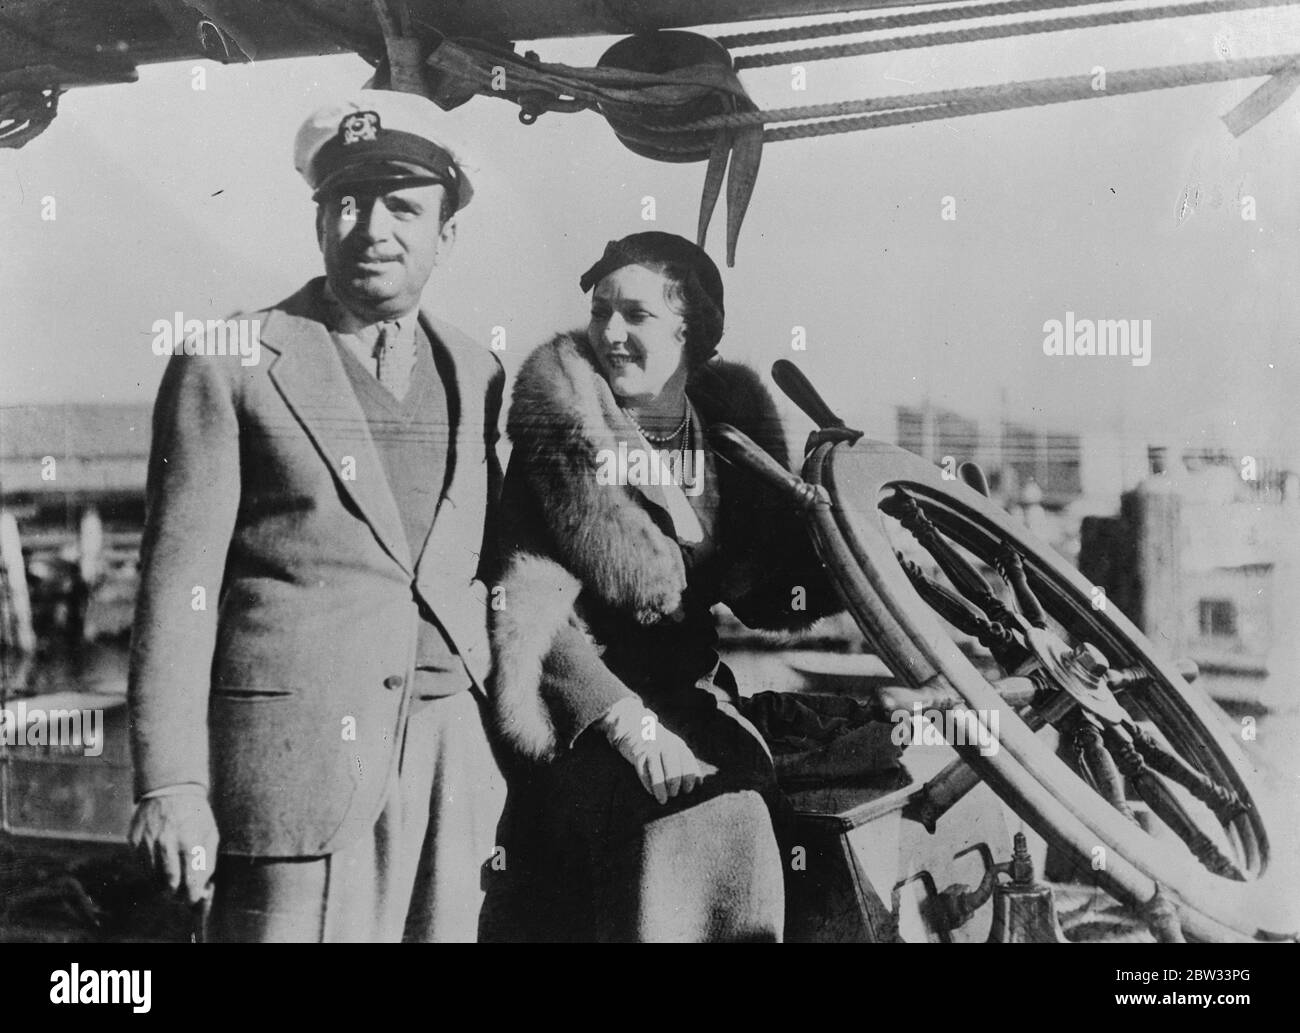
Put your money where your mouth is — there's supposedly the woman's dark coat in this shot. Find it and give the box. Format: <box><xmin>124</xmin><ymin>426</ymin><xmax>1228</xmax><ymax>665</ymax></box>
<box><xmin>483</xmin><ymin>329</ymin><xmax>842</xmax><ymax>941</ymax></box>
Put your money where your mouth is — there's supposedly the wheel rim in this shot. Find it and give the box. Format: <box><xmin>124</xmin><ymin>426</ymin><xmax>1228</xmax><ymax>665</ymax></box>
<box><xmin>803</xmin><ymin>437</ymin><xmax>1296</xmax><ymax>942</ymax></box>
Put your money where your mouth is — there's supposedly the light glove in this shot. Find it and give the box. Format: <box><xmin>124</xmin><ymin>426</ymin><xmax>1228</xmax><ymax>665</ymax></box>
<box><xmin>599</xmin><ymin>696</ymin><xmax>702</xmax><ymax>805</ymax></box>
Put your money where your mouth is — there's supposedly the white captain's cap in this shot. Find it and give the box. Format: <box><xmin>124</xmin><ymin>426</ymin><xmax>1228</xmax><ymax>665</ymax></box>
<box><xmin>293</xmin><ymin>89</ymin><xmax>473</xmax><ymax>210</ymax></box>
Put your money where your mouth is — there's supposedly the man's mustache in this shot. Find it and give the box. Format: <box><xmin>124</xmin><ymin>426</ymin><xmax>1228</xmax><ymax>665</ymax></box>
<box><xmin>341</xmin><ymin>246</ymin><xmax>403</xmax><ymax>263</ymax></box>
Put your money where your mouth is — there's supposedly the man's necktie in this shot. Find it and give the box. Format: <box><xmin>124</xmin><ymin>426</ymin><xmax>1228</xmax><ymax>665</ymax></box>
<box><xmin>372</xmin><ymin>322</ymin><xmax>408</xmax><ymax>399</ymax></box>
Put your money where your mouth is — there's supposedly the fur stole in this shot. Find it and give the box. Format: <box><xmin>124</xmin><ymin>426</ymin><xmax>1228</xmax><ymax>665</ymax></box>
<box><xmin>488</xmin><ymin>330</ymin><xmax>837</xmax><ymax>762</ymax></box>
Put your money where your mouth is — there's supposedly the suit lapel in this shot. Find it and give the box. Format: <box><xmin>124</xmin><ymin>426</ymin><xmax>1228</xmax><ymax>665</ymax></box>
<box><xmin>412</xmin><ymin>313</ymin><xmax>465</xmax><ymax>578</ymax></box>
<box><xmin>262</xmin><ymin>284</ymin><xmax>413</xmax><ymax>575</ymax></box>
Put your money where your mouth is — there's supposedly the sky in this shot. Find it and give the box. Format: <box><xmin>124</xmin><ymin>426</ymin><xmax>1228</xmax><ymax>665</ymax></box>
<box><xmin>2</xmin><ymin>4</ymin><xmax>1299</xmax><ymax>477</ymax></box>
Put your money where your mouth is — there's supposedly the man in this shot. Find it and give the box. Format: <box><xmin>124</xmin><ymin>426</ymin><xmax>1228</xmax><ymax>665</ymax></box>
<box><xmin>127</xmin><ymin>90</ymin><xmax>506</xmax><ymax>942</ymax></box>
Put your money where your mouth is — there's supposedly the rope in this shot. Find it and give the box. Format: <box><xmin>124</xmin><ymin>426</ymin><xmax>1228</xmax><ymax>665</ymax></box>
<box><xmin>763</xmin><ymin>54</ymin><xmax>1300</xmax><ymax>141</ymax></box>
<box><xmin>418</xmin><ymin>5</ymin><xmax>1300</xmax><ymax>261</ymax></box>
<box><xmin>645</xmin><ymin>52</ymin><xmax>1300</xmax><ymax>138</ymax></box>
<box><xmin>733</xmin><ymin>0</ymin><xmax>1300</xmax><ymax>70</ymax></box>
<box><xmin>715</xmin><ymin>0</ymin><xmax>1133</xmax><ymax>47</ymax></box>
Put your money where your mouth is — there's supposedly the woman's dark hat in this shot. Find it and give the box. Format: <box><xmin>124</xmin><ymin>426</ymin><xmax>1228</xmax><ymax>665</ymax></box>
<box><xmin>579</xmin><ymin>231</ymin><xmax>724</xmax><ymax>319</ymax></box>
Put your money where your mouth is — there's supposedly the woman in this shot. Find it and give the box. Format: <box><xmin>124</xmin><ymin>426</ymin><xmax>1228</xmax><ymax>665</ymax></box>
<box><xmin>484</xmin><ymin>231</ymin><xmax>843</xmax><ymax>942</ymax></box>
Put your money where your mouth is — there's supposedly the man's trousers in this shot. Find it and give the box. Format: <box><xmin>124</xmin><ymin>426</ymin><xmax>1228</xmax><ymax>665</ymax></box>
<box><xmin>208</xmin><ymin>689</ymin><xmax>506</xmax><ymax>942</ymax></box>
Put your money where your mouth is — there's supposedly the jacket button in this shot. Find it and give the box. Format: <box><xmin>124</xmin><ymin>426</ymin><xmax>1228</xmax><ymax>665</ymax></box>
<box><xmin>383</xmin><ymin>675</ymin><xmax>405</xmax><ymax>691</ymax></box>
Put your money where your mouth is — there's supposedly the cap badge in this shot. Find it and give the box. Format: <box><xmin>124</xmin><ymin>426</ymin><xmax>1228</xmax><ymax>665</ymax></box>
<box><xmin>339</xmin><ymin>111</ymin><xmax>380</xmax><ymax>145</ymax></box>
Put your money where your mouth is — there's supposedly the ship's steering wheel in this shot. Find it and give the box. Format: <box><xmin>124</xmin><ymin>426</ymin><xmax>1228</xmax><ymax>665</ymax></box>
<box><xmin>709</xmin><ymin>360</ymin><xmax>1296</xmax><ymax>943</ymax></box>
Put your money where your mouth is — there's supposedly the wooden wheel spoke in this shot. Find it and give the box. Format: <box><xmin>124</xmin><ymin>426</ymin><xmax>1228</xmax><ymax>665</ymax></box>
<box><xmin>895</xmin><ymin>553</ymin><xmax>1030</xmax><ymax>672</ymax></box>
<box><xmin>1068</xmin><ymin>714</ymin><xmax>1137</xmax><ymax>823</ymax></box>
<box><xmin>1101</xmin><ymin>726</ymin><xmax>1246</xmax><ymax>881</ymax></box>
<box><xmin>1129</xmin><ymin>725</ymin><xmax>1248</xmax><ymax>824</ymax></box>
<box><xmin>881</xmin><ymin>487</ymin><xmax>1023</xmax><ymax>630</ymax></box>
<box><xmin>1108</xmin><ymin>658</ymin><xmax>1200</xmax><ymax>689</ymax></box>
<box><xmin>994</xmin><ymin>544</ymin><xmax>1049</xmax><ymax>630</ymax></box>
<box><xmin>907</xmin><ymin>677</ymin><xmax>1069</xmax><ymax>832</ymax></box>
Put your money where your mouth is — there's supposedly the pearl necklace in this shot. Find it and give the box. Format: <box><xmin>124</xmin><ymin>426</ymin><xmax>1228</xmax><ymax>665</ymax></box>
<box><xmin>622</xmin><ymin>402</ymin><xmax>691</xmax><ymax>445</ymax></box>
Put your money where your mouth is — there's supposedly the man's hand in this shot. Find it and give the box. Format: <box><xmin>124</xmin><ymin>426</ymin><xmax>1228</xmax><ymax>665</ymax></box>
<box><xmin>128</xmin><ymin>793</ymin><xmax>220</xmax><ymax>905</ymax></box>
<box><xmin>599</xmin><ymin>697</ymin><xmax>702</xmax><ymax>805</ymax></box>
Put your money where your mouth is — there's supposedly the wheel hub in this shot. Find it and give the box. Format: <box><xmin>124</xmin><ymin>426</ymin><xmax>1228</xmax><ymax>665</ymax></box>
<box><xmin>1025</xmin><ymin>628</ymin><xmax>1129</xmax><ymax>725</ymax></box>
